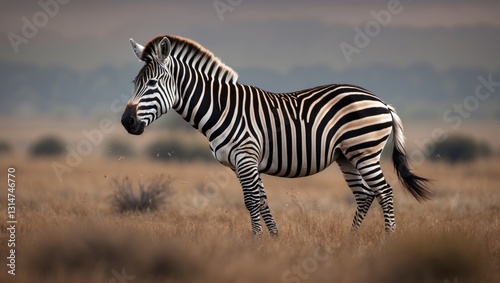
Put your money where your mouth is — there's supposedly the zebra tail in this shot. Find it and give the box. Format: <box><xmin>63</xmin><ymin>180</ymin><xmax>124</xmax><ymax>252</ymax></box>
<box><xmin>388</xmin><ymin>106</ymin><xmax>432</xmax><ymax>202</ymax></box>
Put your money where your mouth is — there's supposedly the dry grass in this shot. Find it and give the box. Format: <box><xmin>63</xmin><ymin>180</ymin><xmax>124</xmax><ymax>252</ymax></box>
<box><xmin>0</xmin><ymin>156</ymin><xmax>499</xmax><ymax>283</ymax></box>
<box><xmin>110</xmin><ymin>175</ymin><xmax>172</xmax><ymax>213</ymax></box>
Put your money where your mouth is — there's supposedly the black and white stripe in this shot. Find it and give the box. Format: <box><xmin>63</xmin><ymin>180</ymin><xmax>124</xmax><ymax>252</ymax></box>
<box><xmin>122</xmin><ymin>35</ymin><xmax>431</xmax><ymax>236</ymax></box>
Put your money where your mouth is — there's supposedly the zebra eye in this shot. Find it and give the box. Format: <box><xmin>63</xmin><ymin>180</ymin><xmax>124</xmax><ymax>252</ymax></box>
<box><xmin>147</xmin><ymin>80</ymin><xmax>157</xmax><ymax>87</ymax></box>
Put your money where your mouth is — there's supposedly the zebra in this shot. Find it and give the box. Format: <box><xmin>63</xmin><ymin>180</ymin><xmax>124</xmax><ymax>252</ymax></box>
<box><xmin>121</xmin><ymin>35</ymin><xmax>431</xmax><ymax>236</ymax></box>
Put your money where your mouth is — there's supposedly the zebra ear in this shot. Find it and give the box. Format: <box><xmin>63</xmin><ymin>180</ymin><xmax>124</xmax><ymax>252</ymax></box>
<box><xmin>158</xmin><ymin>37</ymin><xmax>172</xmax><ymax>62</ymax></box>
<box><xmin>129</xmin><ymin>38</ymin><xmax>144</xmax><ymax>61</ymax></box>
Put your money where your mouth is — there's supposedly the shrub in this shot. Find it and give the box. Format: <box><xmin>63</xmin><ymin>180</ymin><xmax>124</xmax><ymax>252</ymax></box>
<box><xmin>105</xmin><ymin>139</ymin><xmax>135</xmax><ymax>158</ymax></box>
<box><xmin>110</xmin><ymin>175</ymin><xmax>172</xmax><ymax>213</ymax></box>
<box><xmin>146</xmin><ymin>139</ymin><xmax>214</xmax><ymax>162</ymax></box>
<box><xmin>0</xmin><ymin>140</ymin><xmax>12</xmax><ymax>155</ymax></box>
<box><xmin>29</xmin><ymin>136</ymin><xmax>65</xmax><ymax>156</ymax></box>
<box><xmin>428</xmin><ymin>134</ymin><xmax>492</xmax><ymax>163</ymax></box>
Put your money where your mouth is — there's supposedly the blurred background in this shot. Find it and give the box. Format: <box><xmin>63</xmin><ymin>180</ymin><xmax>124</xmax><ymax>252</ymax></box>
<box><xmin>0</xmin><ymin>0</ymin><xmax>499</xmax><ymax>164</ymax></box>
<box><xmin>1</xmin><ymin>2</ymin><xmax>500</xmax><ymax>282</ymax></box>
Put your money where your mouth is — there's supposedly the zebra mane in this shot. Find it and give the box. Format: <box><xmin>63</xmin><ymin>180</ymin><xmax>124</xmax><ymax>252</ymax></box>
<box><xmin>141</xmin><ymin>35</ymin><xmax>238</xmax><ymax>84</ymax></box>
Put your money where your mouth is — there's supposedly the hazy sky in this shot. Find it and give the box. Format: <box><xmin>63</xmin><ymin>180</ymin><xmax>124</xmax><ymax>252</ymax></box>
<box><xmin>1</xmin><ymin>0</ymin><xmax>500</xmax><ymax>72</ymax></box>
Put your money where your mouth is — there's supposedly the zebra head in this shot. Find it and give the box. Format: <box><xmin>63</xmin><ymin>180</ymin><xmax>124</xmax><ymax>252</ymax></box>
<box><xmin>121</xmin><ymin>37</ymin><xmax>177</xmax><ymax>135</ymax></box>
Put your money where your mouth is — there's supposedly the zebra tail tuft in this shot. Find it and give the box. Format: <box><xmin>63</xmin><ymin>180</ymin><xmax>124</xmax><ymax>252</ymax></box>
<box><xmin>389</xmin><ymin>106</ymin><xmax>432</xmax><ymax>202</ymax></box>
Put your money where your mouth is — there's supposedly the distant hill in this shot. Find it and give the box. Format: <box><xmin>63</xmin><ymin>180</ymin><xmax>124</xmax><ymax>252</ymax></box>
<box><xmin>1</xmin><ymin>61</ymin><xmax>498</xmax><ymax>121</ymax></box>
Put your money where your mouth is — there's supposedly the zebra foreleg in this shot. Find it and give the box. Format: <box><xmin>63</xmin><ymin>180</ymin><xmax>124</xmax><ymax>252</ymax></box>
<box><xmin>258</xmin><ymin>187</ymin><xmax>279</xmax><ymax>237</ymax></box>
<box><xmin>235</xmin><ymin>158</ymin><xmax>265</xmax><ymax>236</ymax></box>
<box><xmin>240</xmin><ymin>182</ymin><xmax>263</xmax><ymax>236</ymax></box>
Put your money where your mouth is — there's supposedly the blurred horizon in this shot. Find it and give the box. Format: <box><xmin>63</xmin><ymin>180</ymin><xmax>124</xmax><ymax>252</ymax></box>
<box><xmin>1</xmin><ymin>0</ymin><xmax>500</xmax><ymax>121</ymax></box>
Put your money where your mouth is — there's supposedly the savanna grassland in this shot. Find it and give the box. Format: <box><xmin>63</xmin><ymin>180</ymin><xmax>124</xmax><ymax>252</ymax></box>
<box><xmin>0</xmin><ymin>154</ymin><xmax>499</xmax><ymax>283</ymax></box>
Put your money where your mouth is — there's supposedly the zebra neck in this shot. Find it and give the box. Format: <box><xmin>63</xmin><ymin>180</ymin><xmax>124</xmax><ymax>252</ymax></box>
<box><xmin>173</xmin><ymin>63</ymin><xmax>226</xmax><ymax>137</ymax></box>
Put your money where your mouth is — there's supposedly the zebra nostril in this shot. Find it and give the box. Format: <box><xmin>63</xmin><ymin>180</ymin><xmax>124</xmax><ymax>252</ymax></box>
<box><xmin>129</xmin><ymin>116</ymin><xmax>136</xmax><ymax>127</ymax></box>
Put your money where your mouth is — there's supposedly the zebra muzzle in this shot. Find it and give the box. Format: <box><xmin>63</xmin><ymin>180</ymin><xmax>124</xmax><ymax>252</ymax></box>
<box><xmin>121</xmin><ymin>105</ymin><xmax>145</xmax><ymax>135</ymax></box>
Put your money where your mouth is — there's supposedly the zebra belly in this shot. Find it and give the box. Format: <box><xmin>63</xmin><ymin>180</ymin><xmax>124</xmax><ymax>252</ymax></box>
<box><xmin>257</xmin><ymin>123</ymin><xmax>337</xmax><ymax>178</ymax></box>
<box><xmin>209</xmin><ymin>123</ymin><xmax>333</xmax><ymax>177</ymax></box>
<box><xmin>258</xmin><ymin>145</ymin><xmax>337</xmax><ymax>178</ymax></box>
<box><xmin>259</xmin><ymin>161</ymin><xmax>332</xmax><ymax>178</ymax></box>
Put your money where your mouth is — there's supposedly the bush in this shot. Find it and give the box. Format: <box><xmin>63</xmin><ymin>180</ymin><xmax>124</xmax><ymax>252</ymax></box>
<box><xmin>0</xmin><ymin>140</ymin><xmax>12</xmax><ymax>155</ymax></box>
<box><xmin>110</xmin><ymin>175</ymin><xmax>172</xmax><ymax>213</ymax></box>
<box><xmin>30</xmin><ymin>136</ymin><xmax>65</xmax><ymax>157</ymax></box>
<box><xmin>105</xmin><ymin>140</ymin><xmax>135</xmax><ymax>158</ymax></box>
<box><xmin>428</xmin><ymin>134</ymin><xmax>492</xmax><ymax>163</ymax></box>
<box><xmin>146</xmin><ymin>139</ymin><xmax>214</xmax><ymax>162</ymax></box>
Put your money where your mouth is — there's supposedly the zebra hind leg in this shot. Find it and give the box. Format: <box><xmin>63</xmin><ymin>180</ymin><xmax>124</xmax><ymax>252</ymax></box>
<box><xmin>357</xmin><ymin>162</ymin><xmax>396</xmax><ymax>233</ymax></box>
<box><xmin>352</xmin><ymin>193</ymin><xmax>375</xmax><ymax>230</ymax></box>
<box><xmin>337</xmin><ymin>154</ymin><xmax>375</xmax><ymax>230</ymax></box>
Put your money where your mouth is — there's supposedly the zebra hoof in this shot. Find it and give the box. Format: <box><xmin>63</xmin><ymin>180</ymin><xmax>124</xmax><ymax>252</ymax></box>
<box><xmin>251</xmin><ymin>230</ymin><xmax>263</xmax><ymax>238</ymax></box>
